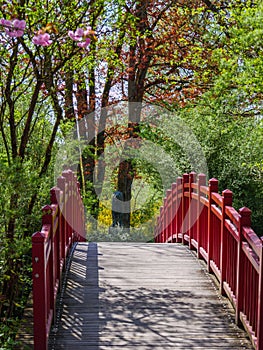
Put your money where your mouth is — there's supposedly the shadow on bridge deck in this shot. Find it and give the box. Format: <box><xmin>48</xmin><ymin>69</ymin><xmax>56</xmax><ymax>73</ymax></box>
<box><xmin>48</xmin><ymin>242</ymin><xmax>253</xmax><ymax>350</ymax></box>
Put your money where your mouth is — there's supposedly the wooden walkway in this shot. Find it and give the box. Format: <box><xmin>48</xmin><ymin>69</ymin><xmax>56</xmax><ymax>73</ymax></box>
<box><xmin>48</xmin><ymin>242</ymin><xmax>253</xmax><ymax>350</ymax></box>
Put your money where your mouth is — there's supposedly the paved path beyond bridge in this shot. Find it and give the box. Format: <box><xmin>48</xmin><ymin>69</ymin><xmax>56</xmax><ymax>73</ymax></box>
<box><xmin>48</xmin><ymin>242</ymin><xmax>253</xmax><ymax>350</ymax></box>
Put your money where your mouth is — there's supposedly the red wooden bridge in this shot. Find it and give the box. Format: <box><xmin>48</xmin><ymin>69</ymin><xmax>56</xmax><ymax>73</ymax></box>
<box><xmin>27</xmin><ymin>170</ymin><xmax>262</xmax><ymax>350</ymax></box>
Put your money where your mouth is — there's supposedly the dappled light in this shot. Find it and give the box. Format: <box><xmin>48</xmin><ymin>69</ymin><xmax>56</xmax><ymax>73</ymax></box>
<box><xmin>48</xmin><ymin>243</ymin><xmax>252</xmax><ymax>349</ymax></box>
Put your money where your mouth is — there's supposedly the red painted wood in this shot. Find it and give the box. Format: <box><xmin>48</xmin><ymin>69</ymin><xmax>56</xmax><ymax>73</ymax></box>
<box><xmin>207</xmin><ymin>178</ymin><xmax>218</xmax><ymax>273</ymax></box>
<box><xmin>176</xmin><ymin>177</ymin><xmax>183</xmax><ymax>243</ymax></box>
<box><xmin>188</xmin><ymin>172</ymin><xmax>197</xmax><ymax>250</ymax></box>
<box><xmin>182</xmin><ymin>174</ymin><xmax>190</xmax><ymax>245</ymax></box>
<box><xmin>220</xmin><ymin>189</ymin><xmax>233</xmax><ymax>295</ymax></box>
<box><xmin>32</xmin><ymin>169</ymin><xmax>86</xmax><ymax>350</ymax></box>
<box><xmin>171</xmin><ymin>183</ymin><xmax>177</xmax><ymax>242</ymax></box>
<box><xmin>197</xmin><ymin>174</ymin><xmax>206</xmax><ymax>259</ymax></box>
<box><xmin>257</xmin><ymin>237</ymin><xmax>263</xmax><ymax>350</ymax></box>
<box><xmin>154</xmin><ymin>173</ymin><xmax>263</xmax><ymax>349</ymax></box>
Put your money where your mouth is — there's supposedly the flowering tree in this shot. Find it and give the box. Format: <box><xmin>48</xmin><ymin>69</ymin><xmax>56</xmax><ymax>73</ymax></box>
<box><xmin>0</xmin><ymin>0</ymin><xmax>98</xmax><ymax>335</ymax></box>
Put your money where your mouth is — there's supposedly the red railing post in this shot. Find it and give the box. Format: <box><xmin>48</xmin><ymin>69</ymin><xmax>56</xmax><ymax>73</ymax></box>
<box><xmin>163</xmin><ymin>196</ymin><xmax>168</xmax><ymax>242</ymax></box>
<box><xmin>166</xmin><ymin>189</ymin><xmax>172</xmax><ymax>242</ymax></box>
<box><xmin>182</xmin><ymin>173</ymin><xmax>189</xmax><ymax>245</ymax></box>
<box><xmin>176</xmin><ymin>177</ymin><xmax>183</xmax><ymax>243</ymax></box>
<box><xmin>189</xmin><ymin>172</ymin><xmax>197</xmax><ymax>250</ymax></box>
<box><xmin>57</xmin><ymin>176</ymin><xmax>66</xmax><ymax>262</ymax></box>
<box><xmin>171</xmin><ymin>183</ymin><xmax>177</xmax><ymax>242</ymax></box>
<box><xmin>32</xmin><ymin>231</ymin><xmax>48</xmax><ymax>350</ymax></box>
<box><xmin>197</xmin><ymin>174</ymin><xmax>206</xmax><ymax>259</ymax></box>
<box><xmin>220</xmin><ymin>189</ymin><xmax>233</xmax><ymax>295</ymax></box>
<box><xmin>257</xmin><ymin>237</ymin><xmax>263</xmax><ymax>350</ymax></box>
<box><xmin>32</xmin><ymin>204</ymin><xmax>53</xmax><ymax>350</ymax></box>
<box><xmin>42</xmin><ymin>205</ymin><xmax>55</xmax><ymax>328</ymax></box>
<box><xmin>42</xmin><ymin>205</ymin><xmax>56</xmax><ymax>318</ymax></box>
<box><xmin>155</xmin><ymin>212</ymin><xmax>160</xmax><ymax>243</ymax></box>
<box><xmin>156</xmin><ymin>215</ymin><xmax>160</xmax><ymax>243</ymax></box>
<box><xmin>154</xmin><ymin>217</ymin><xmax>158</xmax><ymax>243</ymax></box>
<box><xmin>207</xmin><ymin>178</ymin><xmax>218</xmax><ymax>273</ymax></box>
<box><xmin>50</xmin><ymin>186</ymin><xmax>63</xmax><ymax>300</ymax></box>
<box><xmin>50</xmin><ymin>187</ymin><xmax>61</xmax><ymax>269</ymax></box>
<box><xmin>160</xmin><ymin>206</ymin><xmax>164</xmax><ymax>243</ymax></box>
<box><xmin>236</xmin><ymin>207</ymin><xmax>251</xmax><ymax>325</ymax></box>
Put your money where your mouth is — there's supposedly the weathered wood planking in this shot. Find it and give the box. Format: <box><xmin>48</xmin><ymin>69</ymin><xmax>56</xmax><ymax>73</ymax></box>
<box><xmin>48</xmin><ymin>242</ymin><xmax>253</xmax><ymax>350</ymax></box>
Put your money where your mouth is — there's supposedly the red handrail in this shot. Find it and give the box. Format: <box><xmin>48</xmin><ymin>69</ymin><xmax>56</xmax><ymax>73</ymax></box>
<box><xmin>32</xmin><ymin>170</ymin><xmax>86</xmax><ymax>350</ymax></box>
<box><xmin>155</xmin><ymin>172</ymin><xmax>263</xmax><ymax>350</ymax></box>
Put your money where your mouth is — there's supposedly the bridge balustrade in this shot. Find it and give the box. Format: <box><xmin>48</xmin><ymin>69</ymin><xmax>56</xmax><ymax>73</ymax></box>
<box><xmin>155</xmin><ymin>172</ymin><xmax>263</xmax><ymax>350</ymax></box>
<box><xmin>32</xmin><ymin>170</ymin><xmax>86</xmax><ymax>350</ymax></box>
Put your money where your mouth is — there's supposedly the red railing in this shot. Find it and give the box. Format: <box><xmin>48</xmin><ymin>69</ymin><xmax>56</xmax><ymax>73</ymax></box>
<box><xmin>155</xmin><ymin>172</ymin><xmax>263</xmax><ymax>350</ymax></box>
<box><xmin>32</xmin><ymin>169</ymin><xmax>86</xmax><ymax>350</ymax></box>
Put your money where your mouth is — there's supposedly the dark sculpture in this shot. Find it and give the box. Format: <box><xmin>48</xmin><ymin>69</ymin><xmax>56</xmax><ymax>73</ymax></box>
<box><xmin>111</xmin><ymin>190</ymin><xmax>123</xmax><ymax>227</ymax></box>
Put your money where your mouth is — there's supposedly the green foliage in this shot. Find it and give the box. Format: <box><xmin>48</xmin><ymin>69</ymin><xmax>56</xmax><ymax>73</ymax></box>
<box><xmin>179</xmin><ymin>92</ymin><xmax>263</xmax><ymax>235</ymax></box>
<box><xmin>168</xmin><ymin>0</ymin><xmax>263</xmax><ymax>235</ymax></box>
<box><xmin>0</xmin><ymin>0</ymin><xmax>262</xmax><ymax>344</ymax></box>
<box><xmin>0</xmin><ymin>317</ymin><xmax>21</xmax><ymax>349</ymax></box>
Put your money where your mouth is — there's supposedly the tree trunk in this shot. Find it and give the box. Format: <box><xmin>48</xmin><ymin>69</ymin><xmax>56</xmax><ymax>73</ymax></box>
<box><xmin>115</xmin><ymin>0</ymin><xmax>153</xmax><ymax>228</ymax></box>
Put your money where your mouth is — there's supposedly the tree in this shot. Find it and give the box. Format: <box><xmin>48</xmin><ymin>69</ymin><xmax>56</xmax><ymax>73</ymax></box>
<box><xmin>81</xmin><ymin>0</ymin><xmax>233</xmax><ymax>228</ymax></box>
<box><xmin>177</xmin><ymin>0</ymin><xmax>263</xmax><ymax>235</ymax></box>
<box><xmin>0</xmin><ymin>0</ymin><xmax>97</xmax><ymax>337</ymax></box>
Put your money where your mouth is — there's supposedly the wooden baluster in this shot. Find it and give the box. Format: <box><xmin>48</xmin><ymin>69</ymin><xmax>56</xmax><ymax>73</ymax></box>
<box><xmin>166</xmin><ymin>189</ymin><xmax>172</xmax><ymax>242</ymax></box>
<box><xmin>32</xmin><ymin>230</ymin><xmax>48</xmax><ymax>350</ymax></box>
<box><xmin>57</xmin><ymin>176</ymin><xmax>66</xmax><ymax>262</ymax></box>
<box><xmin>171</xmin><ymin>183</ymin><xmax>177</xmax><ymax>242</ymax></box>
<box><xmin>154</xmin><ymin>217</ymin><xmax>158</xmax><ymax>243</ymax></box>
<box><xmin>257</xmin><ymin>237</ymin><xmax>263</xmax><ymax>350</ymax></box>
<box><xmin>207</xmin><ymin>178</ymin><xmax>218</xmax><ymax>273</ymax></box>
<box><xmin>42</xmin><ymin>205</ymin><xmax>54</xmax><ymax>320</ymax></box>
<box><xmin>160</xmin><ymin>206</ymin><xmax>164</xmax><ymax>243</ymax></box>
<box><xmin>236</xmin><ymin>207</ymin><xmax>251</xmax><ymax>325</ymax></box>
<box><xmin>176</xmin><ymin>177</ymin><xmax>183</xmax><ymax>243</ymax></box>
<box><xmin>189</xmin><ymin>172</ymin><xmax>197</xmax><ymax>250</ymax></box>
<box><xmin>197</xmin><ymin>174</ymin><xmax>206</xmax><ymax>259</ymax></box>
<box><xmin>32</xmin><ymin>205</ymin><xmax>53</xmax><ymax>350</ymax></box>
<box><xmin>220</xmin><ymin>189</ymin><xmax>233</xmax><ymax>295</ymax></box>
<box><xmin>182</xmin><ymin>174</ymin><xmax>189</xmax><ymax>245</ymax></box>
<box><xmin>157</xmin><ymin>215</ymin><xmax>160</xmax><ymax>243</ymax></box>
<box><xmin>163</xmin><ymin>196</ymin><xmax>167</xmax><ymax>242</ymax></box>
<box><xmin>76</xmin><ymin>179</ymin><xmax>81</xmax><ymax>240</ymax></box>
<box><xmin>50</xmin><ymin>186</ymin><xmax>62</xmax><ymax>295</ymax></box>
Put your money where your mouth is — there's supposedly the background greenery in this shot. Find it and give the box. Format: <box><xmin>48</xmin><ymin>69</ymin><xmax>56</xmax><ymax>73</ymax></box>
<box><xmin>0</xmin><ymin>0</ymin><xmax>262</xmax><ymax>347</ymax></box>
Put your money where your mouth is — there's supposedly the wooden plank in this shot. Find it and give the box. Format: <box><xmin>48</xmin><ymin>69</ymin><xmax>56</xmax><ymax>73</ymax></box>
<box><xmin>48</xmin><ymin>242</ymin><xmax>253</xmax><ymax>350</ymax></box>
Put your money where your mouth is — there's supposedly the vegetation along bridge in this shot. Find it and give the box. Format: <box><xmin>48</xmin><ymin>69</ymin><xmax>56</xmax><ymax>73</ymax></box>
<box><xmin>22</xmin><ymin>170</ymin><xmax>262</xmax><ymax>349</ymax></box>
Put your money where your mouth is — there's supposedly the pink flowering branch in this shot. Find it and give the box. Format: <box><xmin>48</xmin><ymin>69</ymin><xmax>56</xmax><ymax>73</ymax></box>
<box><xmin>68</xmin><ymin>27</ymin><xmax>92</xmax><ymax>48</ymax></box>
<box><xmin>0</xmin><ymin>18</ymin><xmax>93</xmax><ymax>49</ymax></box>
<box><xmin>0</xmin><ymin>18</ymin><xmax>26</xmax><ymax>37</ymax></box>
<box><xmin>33</xmin><ymin>33</ymin><xmax>52</xmax><ymax>46</ymax></box>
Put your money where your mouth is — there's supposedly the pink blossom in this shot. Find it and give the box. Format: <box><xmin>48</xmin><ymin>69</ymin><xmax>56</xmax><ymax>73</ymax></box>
<box><xmin>68</xmin><ymin>28</ymin><xmax>84</xmax><ymax>42</ymax></box>
<box><xmin>33</xmin><ymin>33</ymin><xmax>52</xmax><ymax>46</ymax></box>
<box><xmin>0</xmin><ymin>19</ymin><xmax>12</xmax><ymax>27</ymax></box>
<box><xmin>68</xmin><ymin>27</ymin><xmax>92</xmax><ymax>49</ymax></box>
<box><xmin>13</xmin><ymin>19</ymin><xmax>26</xmax><ymax>30</ymax></box>
<box><xmin>68</xmin><ymin>30</ymin><xmax>75</xmax><ymax>40</ymax></box>
<box><xmin>77</xmin><ymin>38</ymin><xmax>91</xmax><ymax>48</ymax></box>
<box><xmin>0</xmin><ymin>18</ymin><xmax>26</xmax><ymax>37</ymax></box>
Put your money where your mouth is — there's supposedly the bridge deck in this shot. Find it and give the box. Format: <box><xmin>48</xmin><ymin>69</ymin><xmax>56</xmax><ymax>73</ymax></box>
<box><xmin>48</xmin><ymin>242</ymin><xmax>253</xmax><ymax>350</ymax></box>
